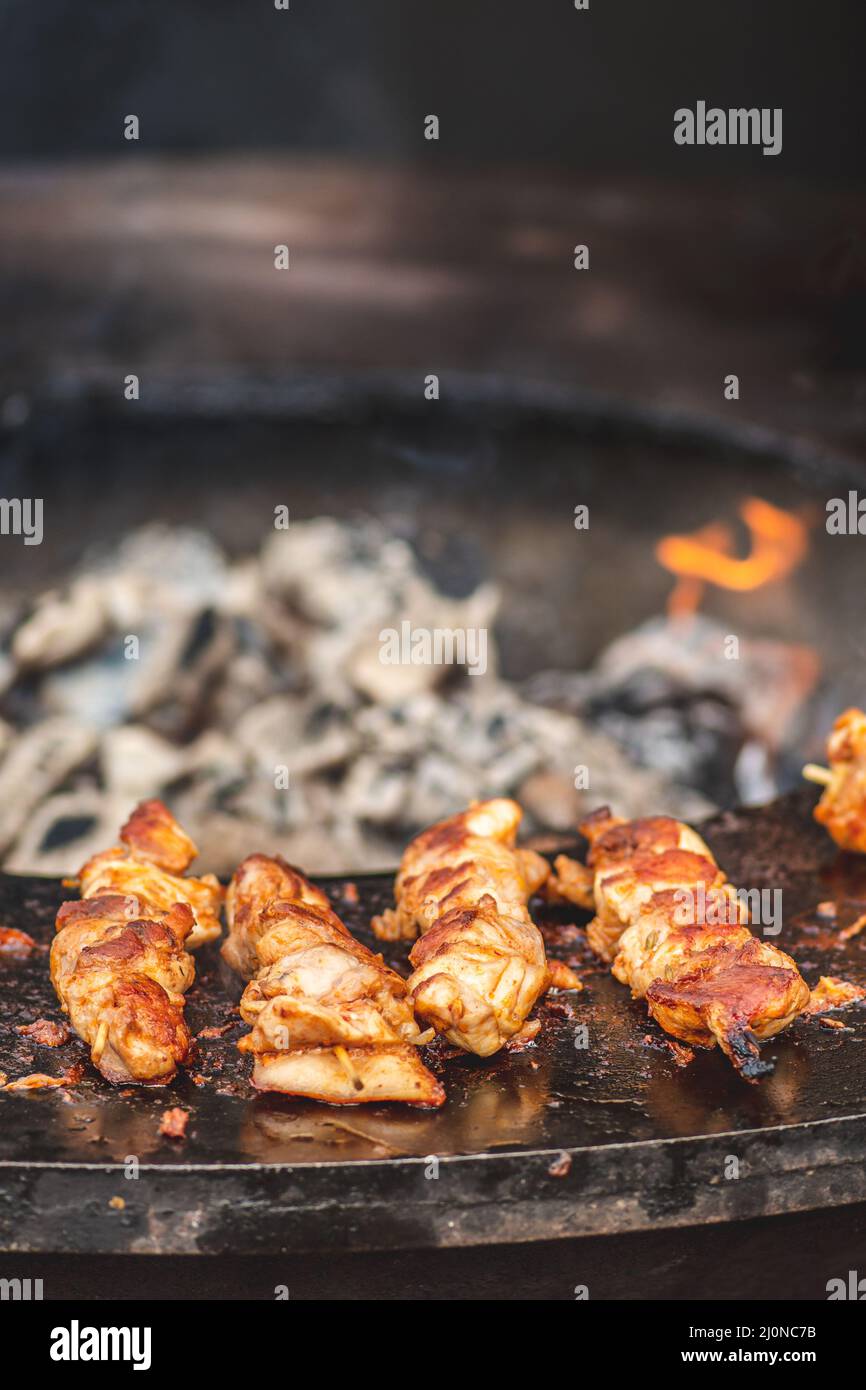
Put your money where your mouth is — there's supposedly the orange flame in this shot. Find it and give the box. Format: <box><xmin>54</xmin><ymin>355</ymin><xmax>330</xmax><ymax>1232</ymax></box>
<box><xmin>656</xmin><ymin>498</ymin><xmax>809</xmax><ymax>619</ymax></box>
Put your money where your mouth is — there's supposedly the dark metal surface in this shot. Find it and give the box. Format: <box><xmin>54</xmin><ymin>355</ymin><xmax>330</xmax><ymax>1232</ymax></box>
<box><xmin>0</xmin><ymin>787</ymin><xmax>865</xmax><ymax>1255</ymax></box>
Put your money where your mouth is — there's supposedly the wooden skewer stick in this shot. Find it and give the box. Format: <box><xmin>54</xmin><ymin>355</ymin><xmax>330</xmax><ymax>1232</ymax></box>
<box><xmin>333</xmin><ymin>1044</ymin><xmax>364</xmax><ymax>1092</ymax></box>
<box><xmin>802</xmin><ymin>763</ymin><xmax>833</xmax><ymax>787</ymax></box>
<box><xmin>91</xmin><ymin>1019</ymin><xmax>109</xmax><ymax>1066</ymax></box>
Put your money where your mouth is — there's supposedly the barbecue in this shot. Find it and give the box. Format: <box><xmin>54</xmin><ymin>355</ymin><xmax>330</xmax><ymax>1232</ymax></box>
<box><xmin>224</xmin><ymin>853</ymin><xmax>444</xmax><ymax>1106</ymax></box>
<box><xmin>2</xmin><ymin>783</ymin><xmax>866</xmax><ymax>1264</ymax></box>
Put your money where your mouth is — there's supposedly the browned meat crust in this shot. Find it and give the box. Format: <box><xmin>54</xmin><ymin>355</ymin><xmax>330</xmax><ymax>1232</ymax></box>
<box><xmin>812</xmin><ymin>708</ymin><xmax>866</xmax><ymax>854</ymax></box>
<box><xmin>551</xmin><ymin>806</ymin><xmax>810</xmax><ymax>1080</ymax></box>
<box><xmin>79</xmin><ymin>799</ymin><xmax>223</xmax><ymax>949</ymax></box>
<box><xmin>51</xmin><ymin>801</ymin><xmax>222</xmax><ymax>1085</ymax></box>
<box><xmin>373</xmin><ymin>799</ymin><xmax>580</xmax><ymax>1057</ymax></box>
<box><xmin>225</xmin><ymin>855</ymin><xmax>445</xmax><ymax>1107</ymax></box>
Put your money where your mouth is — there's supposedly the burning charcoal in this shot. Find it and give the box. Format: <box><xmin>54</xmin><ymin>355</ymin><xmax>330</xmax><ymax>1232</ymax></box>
<box><xmin>3</xmin><ymin>789</ymin><xmax>132</xmax><ymax>875</ymax></box>
<box><xmin>0</xmin><ymin>517</ymin><xmax>727</xmax><ymax>875</ymax></box>
<box><xmin>133</xmin><ymin>610</ymin><xmax>236</xmax><ymax>739</ymax></box>
<box><xmin>42</xmin><ymin>643</ymin><xmax>150</xmax><ymax>729</ymax></box>
<box><xmin>590</xmin><ymin>616</ymin><xmax>818</xmax><ymax>753</ymax></box>
<box><xmin>346</xmin><ymin>575</ymin><xmax>499</xmax><ymax>702</ymax></box>
<box><xmin>518</xmin><ymin>770</ymin><xmax>584</xmax><ymax>831</ymax></box>
<box><xmin>342</xmin><ymin>755</ymin><xmax>410</xmax><ymax>825</ymax></box>
<box><xmin>402</xmin><ymin>750</ymin><xmax>478</xmax><ymax>826</ymax></box>
<box><xmin>261</xmin><ymin>519</ymin><xmax>417</xmax><ymax>629</ymax></box>
<box><xmin>525</xmin><ymin>613</ymin><xmax>818</xmax><ymax>808</ymax></box>
<box><xmin>0</xmin><ymin>718</ymin><xmax>97</xmax><ymax>856</ymax></box>
<box><xmin>235</xmin><ymin>695</ymin><xmax>356</xmax><ymax>778</ymax></box>
<box><xmin>12</xmin><ymin>579</ymin><xmax>108</xmax><ymax>670</ymax></box>
<box><xmin>97</xmin><ymin>525</ymin><xmax>230</xmax><ymax>615</ymax></box>
<box><xmin>100</xmin><ymin>725</ymin><xmax>195</xmax><ymax>798</ymax></box>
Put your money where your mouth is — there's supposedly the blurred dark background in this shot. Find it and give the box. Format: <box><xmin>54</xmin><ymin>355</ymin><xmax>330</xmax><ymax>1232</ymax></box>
<box><xmin>0</xmin><ymin>0</ymin><xmax>864</xmax><ymax>181</ymax></box>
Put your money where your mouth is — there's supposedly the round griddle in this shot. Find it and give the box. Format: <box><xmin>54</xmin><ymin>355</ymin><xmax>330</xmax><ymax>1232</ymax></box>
<box><xmin>1</xmin><ymin>787</ymin><xmax>865</xmax><ymax>1256</ymax></box>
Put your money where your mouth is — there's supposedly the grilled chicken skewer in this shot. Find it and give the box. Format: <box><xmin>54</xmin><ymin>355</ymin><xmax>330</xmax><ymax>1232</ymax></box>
<box><xmin>802</xmin><ymin>707</ymin><xmax>866</xmax><ymax>854</ymax></box>
<box><xmin>372</xmin><ymin>799</ymin><xmax>580</xmax><ymax>1057</ymax></box>
<box><xmin>79</xmin><ymin>798</ymin><xmax>223</xmax><ymax>949</ymax></box>
<box><xmin>224</xmin><ymin>855</ymin><xmax>445</xmax><ymax>1106</ymax></box>
<box><xmin>51</xmin><ymin>801</ymin><xmax>224</xmax><ymax>1084</ymax></box>
<box><xmin>549</xmin><ymin>808</ymin><xmax>809</xmax><ymax>1079</ymax></box>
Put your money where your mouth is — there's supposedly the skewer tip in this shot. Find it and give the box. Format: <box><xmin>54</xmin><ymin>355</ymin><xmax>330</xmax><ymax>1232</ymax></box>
<box><xmin>802</xmin><ymin>763</ymin><xmax>833</xmax><ymax>788</ymax></box>
<box><xmin>333</xmin><ymin>1044</ymin><xmax>364</xmax><ymax>1092</ymax></box>
<box><xmin>91</xmin><ymin>1020</ymin><xmax>110</xmax><ymax>1066</ymax></box>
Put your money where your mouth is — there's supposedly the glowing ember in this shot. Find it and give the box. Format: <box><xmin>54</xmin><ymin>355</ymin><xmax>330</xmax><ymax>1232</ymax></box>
<box><xmin>656</xmin><ymin>498</ymin><xmax>809</xmax><ymax>618</ymax></box>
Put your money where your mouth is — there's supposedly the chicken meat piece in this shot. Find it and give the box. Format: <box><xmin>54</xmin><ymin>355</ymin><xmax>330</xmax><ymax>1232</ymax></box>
<box><xmin>225</xmin><ymin>855</ymin><xmax>444</xmax><ymax>1107</ymax></box>
<box><xmin>550</xmin><ymin>807</ymin><xmax>810</xmax><ymax>1080</ymax></box>
<box><xmin>371</xmin><ymin>797</ymin><xmax>550</xmax><ymax>942</ymax></box>
<box><xmin>372</xmin><ymin>799</ymin><xmax>579</xmax><ymax>1057</ymax></box>
<box><xmin>52</xmin><ymin>800</ymin><xmax>222</xmax><ymax>1084</ymax></box>
<box><xmin>613</xmin><ymin>889</ymin><xmax>807</xmax><ymax>1077</ymax></box>
<box><xmin>645</xmin><ymin>937</ymin><xmax>809</xmax><ymax>1078</ymax></box>
<box><xmin>51</xmin><ymin>894</ymin><xmax>196</xmax><ymax>1084</ymax></box>
<box><xmin>79</xmin><ymin>799</ymin><xmax>223</xmax><ymax>949</ymax></box>
<box><xmin>222</xmin><ymin>853</ymin><xmax>332</xmax><ymax>978</ymax></box>
<box><xmin>810</xmin><ymin>708</ymin><xmax>866</xmax><ymax>854</ymax></box>
<box><xmin>550</xmin><ymin>807</ymin><xmax>718</xmax><ymax>961</ymax></box>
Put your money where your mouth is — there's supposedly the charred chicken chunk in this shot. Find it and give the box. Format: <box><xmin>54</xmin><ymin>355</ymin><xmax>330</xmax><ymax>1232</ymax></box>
<box><xmin>550</xmin><ymin>807</ymin><xmax>809</xmax><ymax>1080</ymax></box>
<box><xmin>51</xmin><ymin>801</ymin><xmax>224</xmax><ymax>1085</ymax></box>
<box><xmin>79</xmin><ymin>799</ymin><xmax>223</xmax><ymax>950</ymax></box>
<box><xmin>52</xmin><ymin>895</ymin><xmax>196</xmax><ymax>1084</ymax></box>
<box><xmin>806</xmin><ymin>708</ymin><xmax>866</xmax><ymax>854</ymax></box>
<box><xmin>225</xmin><ymin>855</ymin><xmax>444</xmax><ymax>1107</ymax></box>
<box><xmin>373</xmin><ymin>799</ymin><xmax>579</xmax><ymax>1057</ymax></box>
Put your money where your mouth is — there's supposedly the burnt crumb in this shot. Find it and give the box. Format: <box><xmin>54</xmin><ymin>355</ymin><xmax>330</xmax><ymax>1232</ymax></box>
<box><xmin>16</xmin><ymin>1018</ymin><xmax>72</xmax><ymax>1047</ymax></box>
<box><xmin>548</xmin><ymin>1151</ymin><xmax>572</xmax><ymax>1178</ymax></box>
<box><xmin>640</xmin><ymin>1033</ymin><xmax>695</xmax><ymax>1067</ymax></box>
<box><xmin>542</xmin><ymin>997</ymin><xmax>577</xmax><ymax>1019</ymax></box>
<box><xmin>423</xmin><ymin>1037</ymin><xmax>463</xmax><ymax>1063</ymax></box>
<box><xmin>0</xmin><ymin>926</ymin><xmax>37</xmax><ymax>957</ymax></box>
<box><xmin>539</xmin><ymin>922</ymin><xmax>585</xmax><ymax>947</ymax></box>
<box><xmin>341</xmin><ymin>882</ymin><xmax>360</xmax><ymax>904</ymax></box>
<box><xmin>196</xmin><ymin>1023</ymin><xmax>235</xmax><ymax>1039</ymax></box>
<box><xmin>158</xmin><ymin>1107</ymin><xmax>189</xmax><ymax>1139</ymax></box>
<box><xmin>4</xmin><ymin>1061</ymin><xmax>85</xmax><ymax>1091</ymax></box>
<box><xmin>665</xmin><ymin>1039</ymin><xmax>696</xmax><ymax>1068</ymax></box>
